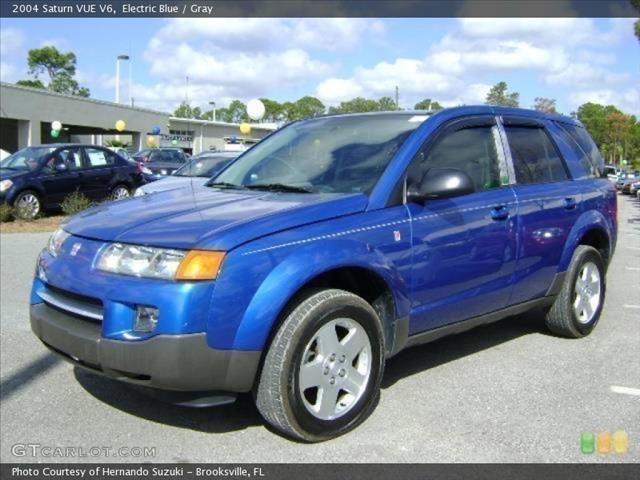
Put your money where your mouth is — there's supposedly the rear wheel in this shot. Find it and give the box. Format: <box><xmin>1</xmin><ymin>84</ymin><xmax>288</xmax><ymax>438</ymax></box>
<box><xmin>110</xmin><ymin>184</ymin><xmax>130</xmax><ymax>201</ymax></box>
<box><xmin>255</xmin><ymin>289</ymin><xmax>385</xmax><ymax>442</ymax></box>
<box><xmin>545</xmin><ymin>245</ymin><xmax>605</xmax><ymax>338</ymax></box>
<box><xmin>13</xmin><ymin>190</ymin><xmax>41</xmax><ymax>219</ymax></box>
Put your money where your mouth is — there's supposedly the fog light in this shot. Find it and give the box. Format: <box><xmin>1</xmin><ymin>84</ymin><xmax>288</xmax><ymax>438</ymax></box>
<box><xmin>134</xmin><ymin>306</ymin><xmax>159</xmax><ymax>333</ymax></box>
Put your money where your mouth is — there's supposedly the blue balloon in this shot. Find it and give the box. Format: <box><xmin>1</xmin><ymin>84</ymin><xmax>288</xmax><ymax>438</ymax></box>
<box><xmin>151</xmin><ymin>126</ymin><xmax>161</xmax><ymax>135</ymax></box>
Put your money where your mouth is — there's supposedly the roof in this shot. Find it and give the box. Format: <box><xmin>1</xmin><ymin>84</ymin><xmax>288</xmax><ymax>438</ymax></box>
<box><xmin>317</xmin><ymin>106</ymin><xmax>579</xmax><ymax>126</ymax></box>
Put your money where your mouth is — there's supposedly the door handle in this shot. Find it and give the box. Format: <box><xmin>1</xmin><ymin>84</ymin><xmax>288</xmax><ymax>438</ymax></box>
<box><xmin>563</xmin><ymin>197</ymin><xmax>577</xmax><ymax>210</ymax></box>
<box><xmin>490</xmin><ymin>205</ymin><xmax>509</xmax><ymax>221</ymax></box>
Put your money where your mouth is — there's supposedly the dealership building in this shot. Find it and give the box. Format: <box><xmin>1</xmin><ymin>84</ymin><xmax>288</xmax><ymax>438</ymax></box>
<box><xmin>0</xmin><ymin>82</ymin><xmax>276</xmax><ymax>155</ymax></box>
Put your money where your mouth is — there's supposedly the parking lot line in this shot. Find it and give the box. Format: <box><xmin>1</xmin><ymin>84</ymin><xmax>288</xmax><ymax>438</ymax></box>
<box><xmin>622</xmin><ymin>304</ymin><xmax>640</xmax><ymax>309</ymax></box>
<box><xmin>610</xmin><ymin>386</ymin><xmax>640</xmax><ymax>396</ymax></box>
<box><xmin>625</xmin><ymin>267</ymin><xmax>640</xmax><ymax>271</ymax></box>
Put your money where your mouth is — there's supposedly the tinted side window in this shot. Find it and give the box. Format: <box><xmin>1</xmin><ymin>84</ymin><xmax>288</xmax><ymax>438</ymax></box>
<box><xmin>505</xmin><ymin>126</ymin><xmax>568</xmax><ymax>184</ymax></box>
<box><xmin>57</xmin><ymin>148</ymin><xmax>82</xmax><ymax>170</ymax></box>
<box><xmin>557</xmin><ymin>122</ymin><xmax>604</xmax><ymax>178</ymax></box>
<box><xmin>85</xmin><ymin>148</ymin><xmax>111</xmax><ymax>167</ymax></box>
<box><xmin>414</xmin><ymin>126</ymin><xmax>502</xmax><ymax>192</ymax></box>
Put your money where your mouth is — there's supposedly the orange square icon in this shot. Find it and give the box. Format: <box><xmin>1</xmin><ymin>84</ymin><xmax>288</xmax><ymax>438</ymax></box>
<box><xmin>612</xmin><ymin>431</ymin><xmax>629</xmax><ymax>454</ymax></box>
<box><xmin>597</xmin><ymin>432</ymin><xmax>612</xmax><ymax>454</ymax></box>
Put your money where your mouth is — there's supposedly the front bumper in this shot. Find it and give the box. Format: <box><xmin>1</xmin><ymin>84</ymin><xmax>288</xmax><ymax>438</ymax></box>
<box><xmin>30</xmin><ymin>303</ymin><xmax>261</xmax><ymax>392</ymax></box>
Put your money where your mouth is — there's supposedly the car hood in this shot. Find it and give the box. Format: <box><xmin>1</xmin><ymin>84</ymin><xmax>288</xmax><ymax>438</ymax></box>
<box><xmin>141</xmin><ymin>176</ymin><xmax>205</xmax><ymax>194</ymax></box>
<box><xmin>64</xmin><ymin>185</ymin><xmax>368</xmax><ymax>251</ymax></box>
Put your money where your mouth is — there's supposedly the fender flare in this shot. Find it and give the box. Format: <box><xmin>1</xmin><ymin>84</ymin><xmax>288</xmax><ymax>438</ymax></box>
<box><xmin>558</xmin><ymin>209</ymin><xmax>612</xmax><ymax>272</ymax></box>
<box><xmin>229</xmin><ymin>238</ymin><xmax>410</xmax><ymax>351</ymax></box>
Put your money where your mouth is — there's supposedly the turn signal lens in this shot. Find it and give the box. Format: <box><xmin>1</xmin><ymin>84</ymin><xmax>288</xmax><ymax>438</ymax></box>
<box><xmin>176</xmin><ymin>250</ymin><xmax>225</xmax><ymax>280</ymax></box>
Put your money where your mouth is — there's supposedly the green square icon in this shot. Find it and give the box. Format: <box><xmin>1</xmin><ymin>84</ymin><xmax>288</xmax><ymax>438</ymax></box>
<box><xmin>581</xmin><ymin>432</ymin><xmax>595</xmax><ymax>454</ymax></box>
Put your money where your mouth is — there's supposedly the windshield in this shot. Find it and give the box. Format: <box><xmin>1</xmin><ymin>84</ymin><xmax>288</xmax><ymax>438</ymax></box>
<box><xmin>213</xmin><ymin>114</ymin><xmax>424</xmax><ymax>194</ymax></box>
<box><xmin>174</xmin><ymin>155</ymin><xmax>235</xmax><ymax>177</ymax></box>
<box><xmin>0</xmin><ymin>147</ymin><xmax>56</xmax><ymax>171</ymax></box>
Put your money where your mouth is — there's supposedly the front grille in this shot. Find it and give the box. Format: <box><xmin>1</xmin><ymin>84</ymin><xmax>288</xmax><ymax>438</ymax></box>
<box><xmin>40</xmin><ymin>285</ymin><xmax>103</xmax><ymax>322</ymax></box>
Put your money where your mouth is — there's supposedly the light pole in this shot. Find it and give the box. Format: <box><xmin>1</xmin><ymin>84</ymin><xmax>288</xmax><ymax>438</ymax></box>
<box><xmin>115</xmin><ymin>54</ymin><xmax>130</xmax><ymax>104</ymax></box>
<box><xmin>209</xmin><ymin>101</ymin><xmax>216</xmax><ymax>122</ymax></box>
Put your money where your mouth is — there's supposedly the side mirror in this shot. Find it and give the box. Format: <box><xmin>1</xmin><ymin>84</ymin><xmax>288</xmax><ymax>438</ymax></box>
<box><xmin>407</xmin><ymin>168</ymin><xmax>475</xmax><ymax>204</ymax></box>
<box><xmin>55</xmin><ymin>163</ymin><xmax>68</xmax><ymax>173</ymax></box>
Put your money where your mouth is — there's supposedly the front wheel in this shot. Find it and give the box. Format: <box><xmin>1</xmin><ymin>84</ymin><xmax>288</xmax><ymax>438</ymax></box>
<box><xmin>545</xmin><ymin>245</ymin><xmax>606</xmax><ymax>338</ymax></box>
<box><xmin>13</xmin><ymin>190</ymin><xmax>42</xmax><ymax>219</ymax></box>
<box><xmin>255</xmin><ymin>289</ymin><xmax>385</xmax><ymax>442</ymax></box>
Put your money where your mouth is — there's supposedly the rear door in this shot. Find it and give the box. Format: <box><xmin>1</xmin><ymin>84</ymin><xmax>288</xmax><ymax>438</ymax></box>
<box><xmin>81</xmin><ymin>147</ymin><xmax>116</xmax><ymax>200</ymax></box>
<box><xmin>499</xmin><ymin>116</ymin><xmax>582</xmax><ymax>304</ymax></box>
<box><xmin>407</xmin><ymin>116</ymin><xmax>518</xmax><ymax>334</ymax></box>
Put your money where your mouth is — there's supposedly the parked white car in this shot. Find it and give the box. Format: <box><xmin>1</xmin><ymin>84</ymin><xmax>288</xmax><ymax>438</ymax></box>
<box><xmin>134</xmin><ymin>151</ymin><xmax>238</xmax><ymax>196</ymax></box>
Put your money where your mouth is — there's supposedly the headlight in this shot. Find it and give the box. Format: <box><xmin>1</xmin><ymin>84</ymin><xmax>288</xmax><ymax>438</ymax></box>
<box><xmin>47</xmin><ymin>228</ymin><xmax>70</xmax><ymax>257</ymax></box>
<box><xmin>0</xmin><ymin>179</ymin><xmax>13</xmax><ymax>192</ymax></box>
<box><xmin>96</xmin><ymin>243</ymin><xmax>225</xmax><ymax>280</ymax></box>
<box><xmin>141</xmin><ymin>165</ymin><xmax>153</xmax><ymax>175</ymax></box>
<box><xmin>133</xmin><ymin>188</ymin><xmax>146</xmax><ymax>196</ymax></box>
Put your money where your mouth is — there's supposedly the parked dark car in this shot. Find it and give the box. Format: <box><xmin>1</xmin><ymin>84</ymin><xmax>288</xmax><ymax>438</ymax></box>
<box><xmin>134</xmin><ymin>151</ymin><xmax>238</xmax><ymax>196</ymax></box>
<box><xmin>0</xmin><ymin>144</ymin><xmax>145</xmax><ymax>218</ymax></box>
<box><xmin>132</xmin><ymin>148</ymin><xmax>187</xmax><ymax>177</ymax></box>
<box><xmin>619</xmin><ymin>175</ymin><xmax>639</xmax><ymax>194</ymax></box>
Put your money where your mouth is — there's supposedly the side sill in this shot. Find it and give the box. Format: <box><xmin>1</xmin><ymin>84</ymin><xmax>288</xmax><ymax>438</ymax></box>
<box><xmin>404</xmin><ymin>297</ymin><xmax>555</xmax><ymax>350</ymax></box>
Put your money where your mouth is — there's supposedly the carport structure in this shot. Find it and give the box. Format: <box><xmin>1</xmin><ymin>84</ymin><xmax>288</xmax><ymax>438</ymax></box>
<box><xmin>0</xmin><ymin>82</ymin><xmax>276</xmax><ymax>155</ymax></box>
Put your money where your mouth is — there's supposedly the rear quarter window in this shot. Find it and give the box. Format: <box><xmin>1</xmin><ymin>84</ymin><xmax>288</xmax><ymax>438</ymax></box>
<box><xmin>555</xmin><ymin>122</ymin><xmax>605</xmax><ymax>178</ymax></box>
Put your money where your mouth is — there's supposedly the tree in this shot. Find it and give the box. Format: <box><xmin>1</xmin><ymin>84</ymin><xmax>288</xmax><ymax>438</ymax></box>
<box><xmin>216</xmin><ymin>100</ymin><xmax>248</xmax><ymax>123</ymax></box>
<box><xmin>18</xmin><ymin>46</ymin><xmax>90</xmax><ymax>97</ymax></box>
<box><xmin>291</xmin><ymin>96</ymin><xmax>326</xmax><ymax>120</ymax></box>
<box><xmin>377</xmin><ymin>96</ymin><xmax>398</xmax><ymax>111</ymax></box>
<box><xmin>533</xmin><ymin>97</ymin><xmax>557</xmax><ymax>114</ymax></box>
<box><xmin>259</xmin><ymin>98</ymin><xmax>285</xmax><ymax>122</ymax></box>
<box><xmin>328</xmin><ymin>97</ymin><xmax>382</xmax><ymax>114</ymax></box>
<box><xmin>16</xmin><ymin>79</ymin><xmax>46</xmax><ymax>89</ymax></box>
<box><xmin>485</xmin><ymin>81</ymin><xmax>519</xmax><ymax>107</ymax></box>
<box><xmin>173</xmin><ymin>101</ymin><xmax>202</xmax><ymax>119</ymax></box>
<box><xmin>414</xmin><ymin>98</ymin><xmax>443</xmax><ymax>110</ymax></box>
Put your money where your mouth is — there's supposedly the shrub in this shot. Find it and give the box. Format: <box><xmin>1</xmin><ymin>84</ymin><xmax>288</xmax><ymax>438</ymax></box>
<box><xmin>0</xmin><ymin>203</ymin><xmax>13</xmax><ymax>222</ymax></box>
<box><xmin>61</xmin><ymin>191</ymin><xmax>92</xmax><ymax>216</ymax></box>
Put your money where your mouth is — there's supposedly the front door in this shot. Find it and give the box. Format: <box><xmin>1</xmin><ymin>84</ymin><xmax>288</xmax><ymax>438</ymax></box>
<box><xmin>406</xmin><ymin>116</ymin><xmax>518</xmax><ymax>334</ymax></box>
<box><xmin>39</xmin><ymin>147</ymin><xmax>82</xmax><ymax>206</ymax></box>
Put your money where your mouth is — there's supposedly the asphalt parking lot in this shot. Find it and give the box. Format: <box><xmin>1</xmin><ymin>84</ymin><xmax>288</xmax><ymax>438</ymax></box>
<box><xmin>0</xmin><ymin>196</ymin><xmax>638</xmax><ymax>463</ymax></box>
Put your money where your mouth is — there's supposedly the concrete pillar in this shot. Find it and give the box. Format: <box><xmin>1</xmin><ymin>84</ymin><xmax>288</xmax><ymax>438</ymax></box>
<box><xmin>131</xmin><ymin>132</ymin><xmax>143</xmax><ymax>152</ymax></box>
<box><xmin>17</xmin><ymin>120</ymin><xmax>41</xmax><ymax>148</ymax></box>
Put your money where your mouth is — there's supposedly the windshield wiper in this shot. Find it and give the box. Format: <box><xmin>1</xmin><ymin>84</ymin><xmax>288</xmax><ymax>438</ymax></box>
<box><xmin>207</xmin><ymin>181</ymin><xmax>246</xmax><ymax>190</ymax></box>
<box><xmin>245</xmin><ymin>183</ymin><xmax>314</xmax><ymax>193</ymax></box>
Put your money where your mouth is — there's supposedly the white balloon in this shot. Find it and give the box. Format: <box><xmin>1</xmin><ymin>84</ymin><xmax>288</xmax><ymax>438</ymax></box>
<box><xmin>246</xmin><ymin>99</ymin><xmax>265</xmax><ymax>121</ymax></box>
<box><xmin>51</xmin><ymin>121</ymin><xmax>62</xmax><ymax>131</ymax></box>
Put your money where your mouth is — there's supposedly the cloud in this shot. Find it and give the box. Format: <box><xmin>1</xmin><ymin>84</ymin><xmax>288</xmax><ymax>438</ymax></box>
<box><xmin>314</xmin><ymin>17</ymin><xmax>638</xmax><ymax>111</ymax></box>
<box><xmin>0</xmin><ymin>27</ymin><xmax>24</xmax><ymax>57</ymax></box>
<box><xmin>134</xmin><ymin>18</ymin><xmax>383</xmax><ymax>110</ymax></box>
<box><xmin>569</xmin><ymin>89</ymin><xmax>640</xmax><ymax>116</ymax></box>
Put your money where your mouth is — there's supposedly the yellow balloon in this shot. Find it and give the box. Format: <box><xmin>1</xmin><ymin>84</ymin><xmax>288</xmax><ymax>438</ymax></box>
<box><xmin>115</xmin><ymin>120</ymin><xmax>126</xmax><ymax>132</ymax></box>
<box><xmin>146</xmin><ymin>135</ymin><xmax>156</xmax><ymax>146</ymax></box>
<box><xmin>239</xmin><ymin>123</ymin><xmax>251</xmax><ymax>135</ymax></box>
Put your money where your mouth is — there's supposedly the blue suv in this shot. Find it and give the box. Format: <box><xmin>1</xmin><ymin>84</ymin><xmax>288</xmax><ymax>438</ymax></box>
<box><xmin>30</xmin><ymin>107</ymin><xmax>617</xmax><ymax>441</ymax></box>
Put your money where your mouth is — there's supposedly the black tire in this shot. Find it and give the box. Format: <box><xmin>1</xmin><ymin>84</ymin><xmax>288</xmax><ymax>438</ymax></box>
<box><xmin>255</xmin><ymin>289</ymin><xmax>385</xmax><ymax>442</ymax></box>
<box><xmin>545</xmin><ymin>245</ymin><xmax>606</xmax><ymax>338</ymax></box>
<box><xmin>13</xmin><ymin>190</ymin><xmax>42</xmax><ymax>219</ymax></box>
<box><xmin>110</xmin><ymin>184</ymin><xmax>130</xmax><ymax>201</ymax></box>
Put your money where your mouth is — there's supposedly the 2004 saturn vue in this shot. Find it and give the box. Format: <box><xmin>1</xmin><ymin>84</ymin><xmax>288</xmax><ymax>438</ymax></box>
<box><xmin>31</xmin><ymin>106</ymin><xmax>617</xmax><ymax>441</ymax></box>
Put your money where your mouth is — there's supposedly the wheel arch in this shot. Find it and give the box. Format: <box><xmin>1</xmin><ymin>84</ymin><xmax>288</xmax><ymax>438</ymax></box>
<box><xmin>229</xmin><ymin>239</ymin><xmax>410</xmax><ymax>356</ymax></box>
<box><xmin>559</xmin><ymin>210</ymin><xmax>612</xmax><ymax>272</ymax></box>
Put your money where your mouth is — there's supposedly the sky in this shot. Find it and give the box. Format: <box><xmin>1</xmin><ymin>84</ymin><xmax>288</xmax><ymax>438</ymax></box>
<box><xmin>0</xmin><ymin>17</ymin><xmax>638</xmax><ymax>116</ymax></box>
